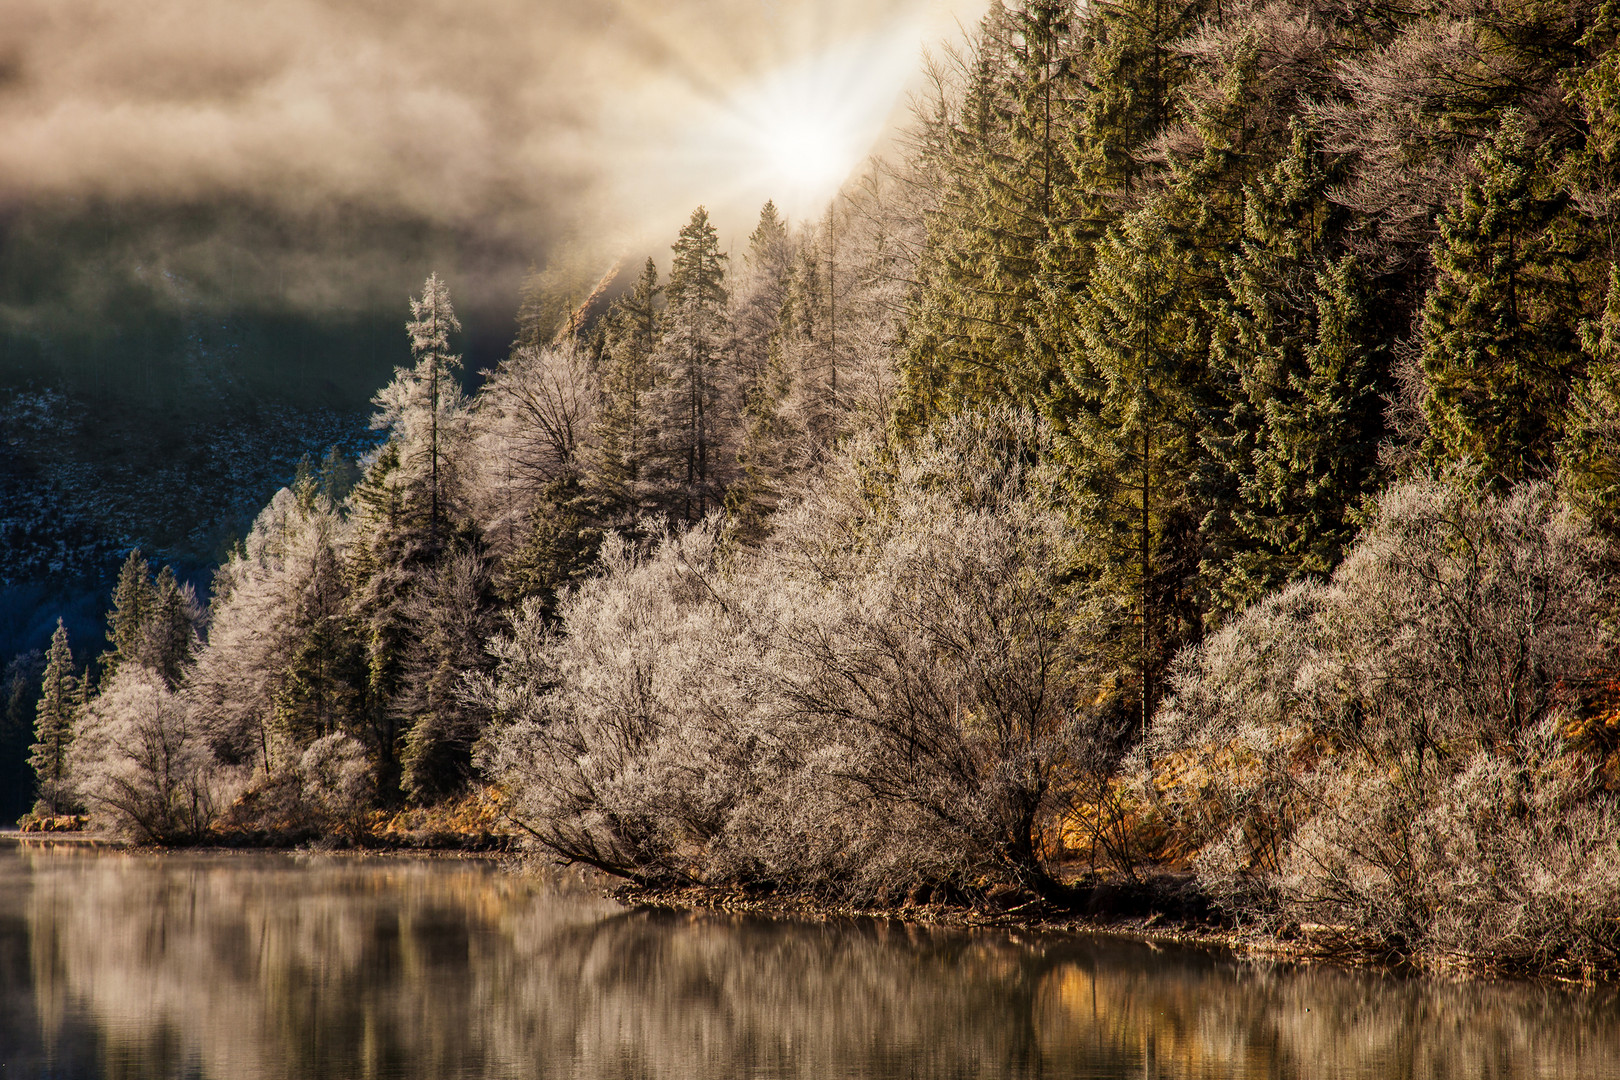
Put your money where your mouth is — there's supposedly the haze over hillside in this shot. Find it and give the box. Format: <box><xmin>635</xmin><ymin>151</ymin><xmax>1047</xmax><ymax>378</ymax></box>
<box><xmin>0</xmin><ymin>0</ymin><xmax>983</xmax><ymax>626</ymax></box>
<box><xmin>0</xmin><ymin>0</ymin><xmax>986</xmax><ymax>818</ymax></box>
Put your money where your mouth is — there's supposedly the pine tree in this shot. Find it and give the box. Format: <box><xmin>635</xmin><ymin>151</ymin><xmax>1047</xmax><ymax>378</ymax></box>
<box><xmin>591</xmin><ymin>258</ymin><xmax>662</xmax><ymax>522</ymax></box>
<box><xmin>1421</xmin><ymin>112</ymin><xmax>1586</xmax><ymax>485</ymax></box>
<box><xmin>398</xmin><ymin>549</ymin><xmax>499</xmax><ymax>802</ymax></box>
<box><xmin>1200</xmin><ymin>127</ymin><xmax>1389</xmax><ymax>616</ymax></box>
<box><xmin>30</xmin><ymin>619</ymin><xmax>78</xmax><ymax>816</ymax></box>
<box><xmin>653</xmin><ymin>207</ymin><xmax>732</xmax><ymax>521</ymax></box>
<box><xmin>101</xmin><ymin>549</ymin><xmax>153</xmax><ymax>679</ymax></box>
<box><xmin>139</xmin><ymin>565</ymin><xmax>201</xmax><ymax>690</ymax></box>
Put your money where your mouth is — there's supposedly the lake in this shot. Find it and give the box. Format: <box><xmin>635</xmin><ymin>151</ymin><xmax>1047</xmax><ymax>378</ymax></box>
<box><xmin>1</xmin><ymin>841</ymin><xmax>1617</xmax><ymax>1079</ymax></box>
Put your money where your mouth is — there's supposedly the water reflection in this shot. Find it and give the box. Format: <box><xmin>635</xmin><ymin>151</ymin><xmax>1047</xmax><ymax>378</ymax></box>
<box><xmin>0</xmin><ymin>842</ymin><xmax>1617</xmax><ymax>1079</ymax></box>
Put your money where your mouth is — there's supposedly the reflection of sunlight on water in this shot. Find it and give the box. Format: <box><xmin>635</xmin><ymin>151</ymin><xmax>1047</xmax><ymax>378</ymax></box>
<box><xmin>5</xmin><ymin>846</ymin><xmax>1620</xmax><ymax>1080</ymax></box>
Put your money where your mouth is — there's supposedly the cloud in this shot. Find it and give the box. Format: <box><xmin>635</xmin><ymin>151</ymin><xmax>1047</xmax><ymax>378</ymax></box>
<box><xmin>0</xmin><ymin>0</ymin><xmax>986</xmax><ymax>252</ymax></box>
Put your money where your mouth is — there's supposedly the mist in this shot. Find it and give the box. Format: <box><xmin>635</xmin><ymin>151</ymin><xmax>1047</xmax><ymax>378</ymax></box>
<box><xmin>0</xmin><ymin>0</ymin><xmax>988</xmax><ymax>680</ymax></box>
<box><xmin>0</xmin><ymin>0</ymin><xmax>987</xmax><ymax>324</ymax></box>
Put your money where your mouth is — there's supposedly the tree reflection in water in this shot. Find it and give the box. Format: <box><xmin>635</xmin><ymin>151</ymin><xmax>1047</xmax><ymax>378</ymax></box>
<box><xmin>1</xmin><ymin>845</ymin><xmax>1618</xmax><ymax>1080</ymax></box>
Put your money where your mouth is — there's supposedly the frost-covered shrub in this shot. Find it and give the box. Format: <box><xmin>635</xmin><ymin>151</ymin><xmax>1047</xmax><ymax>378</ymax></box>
<box><xmin>71</xmin><ymin>668</ymin><xmax>233</xmax><ymax>843</ymax></box>
<box><xmin>1146</xmin><ymin>479</ymin><xmax>1619</xmax><ymax>961</ymax></box>
<box><xmin>479</xmin><ymin>409</ymin><xmax>1123</xmax><ymax>898</ymax></box>
<box><xmin>738</xmin><ymin>411</ymin><xmax>1118</xmax><ymax>896</ymax></box>
<box><xmin>300</xmin><ymin>733</ymin><xmax>375</xmax><ymax>841</ymax></box>
<box><xmin>476</xmin><ymin>524</ymin><xmax>758</xmax><ymax>884</ymax></box>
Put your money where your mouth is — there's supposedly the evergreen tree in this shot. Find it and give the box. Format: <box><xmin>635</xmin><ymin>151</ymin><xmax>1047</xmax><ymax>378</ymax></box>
<box><xmin>729</xmin><ymin>202</ymin><xmax>799</xmax><ymax>526</ymax></box>
<box><xmin>411</xmin><ymin>273</ymin><xmax>462</xmax><ymax>533</ymax></box>
<box><xmin>1562</xmin><ymin>261</ymin><xmax>1620</xmax><ymax>531</ymax></box>
<box><xmin>653</xmin><ymin>207</ymin><xmax>732</xmax><ymax>521</ymax></box>
<box><xmin>373</xmin><ymin>273</ymin><xmax>467</xmax><ymax>541</ymax></box>
<box><xmin>273</xmin><ymin>508</ymin><xmax>362</xmax><ymax>747</ymax></box>
<box><xmin>139</xmin><ymin>565</ymin><xmax>201</xmax><ymax>690</ymax></box>
<box><xmin>1067</xmin><ymin>205</ymin><xmax>1210</xmax><ymax>730</ymax></box>
<box><xmin>101</xmin><ymin>549</ymin><xmax>153</xmax><ymax>679</ymax></box>
<box><xmin>1421</xmin><ymin>113</ymin><xmax>1586</xmax><ymax>485</ymax></box>
<box><xmin>898</xmin><ymin>2</ymin><xmax>1084</xmax><ymax>426</ymax></box>
<box><xmin>591</xmin><ymin>258</ymin><xmax>663</xmax><ymax>522</ymax></box>
<box><xmin>30</xmin><ymin>619</ymin><xmax>78</xmax><ymax>816</ymax></box>
<box><xmin>398</xmin><ymin>549</ymin><xmax>499</xmax><ymax>802</ymax></box>
<box><xmin>1200</xmin><ymin>127</ymin><xmax>1389</xmax><ymax>616</ymax></box>
<box><xmin>345</xmin><ymin>443</ymin><xmax>436</xmax><ymax>799</ymax></box>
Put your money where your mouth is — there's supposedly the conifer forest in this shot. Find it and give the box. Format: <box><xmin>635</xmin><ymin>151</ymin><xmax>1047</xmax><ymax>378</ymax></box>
<box><xmin>25</xmin><ymin>0</ymin><xmax>1620</xmax><ymax>977</ymax></box>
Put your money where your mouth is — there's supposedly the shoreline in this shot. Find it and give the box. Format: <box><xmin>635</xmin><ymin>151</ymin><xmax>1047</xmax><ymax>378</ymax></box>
<box><xmin>6</xmin><ymin>831</ymin><xmax>1610</xmax><ymax>986</ymax></box>
<box><xmin>613</xmin><ymin>881</ymin><xmax>1616</xmax><ymax>988</ymax></box>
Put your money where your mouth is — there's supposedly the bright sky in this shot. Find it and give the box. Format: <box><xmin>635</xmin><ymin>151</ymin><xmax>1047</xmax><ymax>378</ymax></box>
<box><xmin>0</xmin><ymin>0</ymin><xmax>988</xmax><ymax>297</ymax></box>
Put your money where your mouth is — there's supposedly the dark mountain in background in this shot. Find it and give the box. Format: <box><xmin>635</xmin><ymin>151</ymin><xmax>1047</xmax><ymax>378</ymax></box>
<box><xmin>0</xmin><ymin>196</ymin><xmax>529</xmax><ymax>819</ymax></box>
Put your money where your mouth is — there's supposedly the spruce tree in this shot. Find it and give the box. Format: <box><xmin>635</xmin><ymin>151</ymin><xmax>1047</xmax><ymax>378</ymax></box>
<box><xmin>1200</xmin><ymin>127</ymin><xmax>1389</xmax><ymax>616</ymax></box>
<box><xmin>729</xmin><ymin>202</ymin><xmax>799</xmax><ymax>526</ymax></box>
<box><xmin>406</xmin><ymin>273</ymin><xmax>463</xmax><ymax>533</ymax></box>
<box><xmin>653</xmin><ymin>207</ymin><xmax>731</xmax><ymax>521</ymax></box>
<box><xmin>140</xmin><ymin>565</ymin><xmax>201</xmax><ymax>690</ymax></box>
<box><xmin>101</xmin><ymin>549</ymin><xmax>153</xmax><ymax>679</ymax></box>
<box><xmin>1067</xmin><ymin>205</ymin><xmax>1211</xmax><ymax>730</ymax></box>
<box><xmin>591</xmin><ymin>258</ymin><xmax>662</xmax><ymax>522</ymax></box>
<box><xmin>30</xmin><ymin>619</ymin><xmax>77</xmax><ymax>817</ymax></box>
<box><xmin>897</xmin><ymin>2</ymin><xmax>1083</xmax><ymax>426</ymax></box>
<box><xmin>274</xmin><ymin>523</ymin><xmax>361</xmax><ymax>746</ymax></box>
<box><xmin>1421</xmin><ymin>112</ymin><xmax>1585</xmax><ymax>485</ymax></box>
<box><xmin>398</xmin><ymin>550</ymin><xmax>499</xmax><ymax>802</ymax></box>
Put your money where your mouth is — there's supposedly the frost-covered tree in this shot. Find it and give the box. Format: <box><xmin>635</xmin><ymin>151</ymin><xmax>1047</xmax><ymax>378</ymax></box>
<box><xmin>187</xmin><ymin>484</ymin><xmax>354</xmax><ymax>774</ymax></box>
<box><xmin>373</xmin><ymin>273</ymin><xmax>467</xmax><ymax>538</ymax></box>
<box><xmin>1146</xmin><ymin>479</ymin><xmax>1618</xmax><ymax>961</ymax></box>
<box><xmin>73</xmin><ymin>668</ymin><xmax>227</xmax><ymax>843</ymax></box>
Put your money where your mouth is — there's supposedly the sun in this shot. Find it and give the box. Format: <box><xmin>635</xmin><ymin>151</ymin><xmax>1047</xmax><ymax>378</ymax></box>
<box><xmin>683</xmin><ymin>25</ymin><xmax>925</xmax><ymax>217</ymax></box>
<box><xmin>758</xmin><ymin>110</ymin><xmax>859</xmax><ymax>194</ymax></box>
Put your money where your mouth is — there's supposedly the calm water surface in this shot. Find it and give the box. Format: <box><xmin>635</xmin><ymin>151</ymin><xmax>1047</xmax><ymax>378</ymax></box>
<box><xmin>1</xmin><ymin>841</ymin><xmax>1618</xmax><ymax>1080</ymax></box>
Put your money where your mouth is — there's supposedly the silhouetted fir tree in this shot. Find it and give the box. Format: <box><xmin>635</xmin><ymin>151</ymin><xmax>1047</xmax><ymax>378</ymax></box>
<box><xmin>30</xmin><ymin>619</ymin><xmax>78</xmax><ymax>816</ymax></box>
<box><xmin>653</xmin><ymin>206</ymin><xmax>731</xmax><ymax>521</ymax></box>
<box><xmin>1420</xmin><ymin>113</ymin><xmax>1586</xmax><ymax>486</ymax></box>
